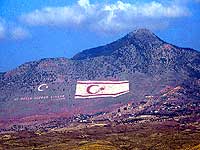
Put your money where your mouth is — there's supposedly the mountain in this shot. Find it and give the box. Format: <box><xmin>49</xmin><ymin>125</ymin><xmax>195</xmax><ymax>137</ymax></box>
<box><xmin>0</xmin><ymin>29</ymin><xmax>200</xmax><ymax>123</ymax></box>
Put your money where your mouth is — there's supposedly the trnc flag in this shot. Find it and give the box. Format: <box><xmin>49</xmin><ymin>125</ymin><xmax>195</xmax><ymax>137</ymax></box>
<box><xmin>75</xmin><ymin>80</ymin><xmax>129</xmax><ymax>99</ymax></box>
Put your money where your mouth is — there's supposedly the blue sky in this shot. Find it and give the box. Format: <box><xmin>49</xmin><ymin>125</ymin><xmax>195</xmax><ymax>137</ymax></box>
<box><xmin>0</xmin><ymin>0</ymin><xmax>200</xmax><ymax>72</ymax></box>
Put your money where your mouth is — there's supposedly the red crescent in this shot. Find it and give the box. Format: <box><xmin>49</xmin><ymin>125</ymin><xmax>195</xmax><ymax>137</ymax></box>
<box><xmin>86</xmin><ymin>85</ymin><xmax>100</xmax><ymax>94</ymax></box>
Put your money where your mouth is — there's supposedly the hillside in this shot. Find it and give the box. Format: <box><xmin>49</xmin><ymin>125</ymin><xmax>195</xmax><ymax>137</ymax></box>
<box><xmin>0</xmin><ymin>28</ymin><xmax>200</xmax><ymax>122</ymax></box>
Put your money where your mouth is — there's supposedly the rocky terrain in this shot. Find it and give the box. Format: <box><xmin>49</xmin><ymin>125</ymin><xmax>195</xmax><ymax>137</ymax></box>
<box><xmin>0</xmin><ymin>29</ymin><xmax>200</xmax><ymax>123</ymax></box>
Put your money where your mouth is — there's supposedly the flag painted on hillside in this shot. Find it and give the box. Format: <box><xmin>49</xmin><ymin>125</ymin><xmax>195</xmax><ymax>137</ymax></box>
<box><xmin>75</xmin><ymin>81</ymin><xmax>129</xmax><ymax>99</ymax></box>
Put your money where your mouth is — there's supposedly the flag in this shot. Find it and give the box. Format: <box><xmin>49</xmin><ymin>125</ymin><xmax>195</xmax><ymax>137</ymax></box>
<box><xmin>75</xmin><ymin>80</ymin><xmax>129</xmax><ymax>99</ymax></box>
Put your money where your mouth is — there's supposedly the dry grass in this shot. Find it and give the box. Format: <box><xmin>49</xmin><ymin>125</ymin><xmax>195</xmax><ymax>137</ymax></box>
<box><xmin>0</xmin><ymin>121</ymin><xmax>200</xmax><ymax>150</ymax></box>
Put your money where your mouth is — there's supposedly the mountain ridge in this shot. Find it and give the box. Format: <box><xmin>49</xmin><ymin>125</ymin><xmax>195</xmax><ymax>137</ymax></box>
<box><xmin>0</xmin><ymin>28</ymin><xmax>199</xmax><ymax>74</ymax></box>
<box><xmin>0</xmin><ymin>28</ymin><xmax>200</xmax><ymax>123</ymax></box>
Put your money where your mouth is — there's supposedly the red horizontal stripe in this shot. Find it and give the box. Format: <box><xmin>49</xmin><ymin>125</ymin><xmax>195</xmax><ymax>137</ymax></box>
<box><xmin>77</xmin><ymin>81</ymin><xmax>129</xmax><ymax>84</ymax></box>
<box><xmin>75</xmin><ymin>95</ymin><xmax>115</xmax><ymax>98</ymax></box>
<box><xmin>75</xmin><ymin>90</ymin><xmax>129</xmax><ymax>97</ymax></box>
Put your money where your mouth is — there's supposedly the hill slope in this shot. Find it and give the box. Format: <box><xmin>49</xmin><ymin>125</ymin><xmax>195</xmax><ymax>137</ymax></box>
<box><xmin>0</xmin><ymin>29</ymin><xmax>199</xmax><ymax>122</ymax></box>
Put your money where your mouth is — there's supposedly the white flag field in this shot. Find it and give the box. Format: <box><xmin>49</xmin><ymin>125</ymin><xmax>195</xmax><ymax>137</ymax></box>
<box><xmin>75</xmin><ymin>80</ymin><xmax>129</xmax><ymax>99</ymax></box>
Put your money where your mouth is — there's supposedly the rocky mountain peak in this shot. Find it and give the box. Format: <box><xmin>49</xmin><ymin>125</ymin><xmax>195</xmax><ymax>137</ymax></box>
<box><xmin>127</xmin><ymin>28</ymin><xmax>154</xmax><ymax>37</ymax></box>
<box><xmin>72</xmin><ymin>28</ymin><xmax>164</xmax><ymax>60</ymax></box>
<box><xmin>124</xmin><ymin>28</ymin><xmax>163</xmax><ymax>45</ymax></box>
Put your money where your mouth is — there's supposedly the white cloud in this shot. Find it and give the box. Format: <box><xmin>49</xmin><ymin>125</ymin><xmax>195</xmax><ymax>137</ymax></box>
<box><xmin>20</xmin><ymin>0</ymin><xmax>190</xmax><ymax>33</ymax></box>
<box><xmin>78</xmin><ymin>0</ymin><xmax>90</xmax><ymax>9</ymax></box>
<box><xmin>10</xmin><ymin>27</ymin><xmax>30</xmax><ymax>40</ymax></box>
<box><xmin>21</xmin><ymin>7</ymin><xmax>84</xmax><ymax>26</ymax></box>
<box><xmin>0</xmin><ymin>17</ymin><xmax>30</xmax><ymax>41</ymax></box>
<box><xmin>0</xmin><ymin>24</ymin><xmax>5</xmax><ymax>39</ymax></box>
<box><xmin>0</xmin><ymin>20</ymin><xmax>6</xmax><ymax>39</ymax></box>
